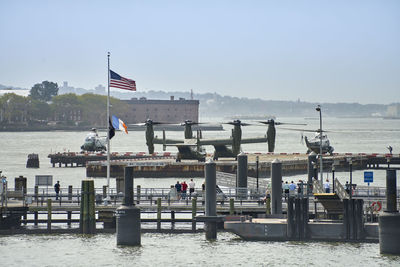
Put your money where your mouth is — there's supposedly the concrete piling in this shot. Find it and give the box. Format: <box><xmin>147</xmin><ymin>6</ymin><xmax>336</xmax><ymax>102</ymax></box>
<box><xmin>237</xmin><ymin>153</ymin><xmax>248</xmax><ymax>199</ymax></box>
<box><xmin>205</xmin><ymin>160</ymin><xmax>217</xmax><ymax>240</ymax></box>
<box><xmin>80</xmin><ymin>180</ymin><xmax>96</xmax><ymax>234</ymax></box>
<box><xmin>271</xmin><ymin>159</ymin><xmax>282</xmax><ymax>215</ymax></box>
<box><xmin>116</xmin><ymin>167</ymin><xmax>141</xmax><ymax>246</ymax></box>
<box><xmin>385</xmin><ymin>169</ymin><xmax>397</xmax><ymax>212</ymax></box>
<box><xmin>379</xmin><ymin>169</ymin><xmax>400</xmax><ymax>255</ymax></box>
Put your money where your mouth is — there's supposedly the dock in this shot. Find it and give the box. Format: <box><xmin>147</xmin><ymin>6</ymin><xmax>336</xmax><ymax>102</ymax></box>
<box><xmin>86</xmin><ymin>152</ymin><xmax>400</xmax><ymax>179</ymax></box>
<box><xmin>48</xmin><ymin>151</ymin><xmax>175</xmax><ymax>167</ymax></box>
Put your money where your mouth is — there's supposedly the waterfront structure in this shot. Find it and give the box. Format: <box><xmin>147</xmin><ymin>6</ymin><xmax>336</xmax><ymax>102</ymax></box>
<box><xmin>123</xmin><ymin>96</ymin><xmax>199</xmax><ymax>123</ymax></box>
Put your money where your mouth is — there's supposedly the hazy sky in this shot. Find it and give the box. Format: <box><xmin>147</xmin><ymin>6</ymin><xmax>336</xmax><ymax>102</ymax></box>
<box><xmin>0</xmin><ymin>0</ymin><xmax>399</xmax><ymax>104</ymax></box>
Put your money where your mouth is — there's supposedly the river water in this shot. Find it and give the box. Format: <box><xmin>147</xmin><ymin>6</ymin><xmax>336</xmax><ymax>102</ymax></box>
<box><xmin>1</xmin><ymin>116</ymin><xmax>400</xmax><ymax>266</ymax></box>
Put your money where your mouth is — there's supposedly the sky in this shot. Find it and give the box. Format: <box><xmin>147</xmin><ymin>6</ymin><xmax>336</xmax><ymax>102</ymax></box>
<box><xmin>0</xmin><ymin>0</ymin><xmax>399</xmax><ymax>104</ymax></box>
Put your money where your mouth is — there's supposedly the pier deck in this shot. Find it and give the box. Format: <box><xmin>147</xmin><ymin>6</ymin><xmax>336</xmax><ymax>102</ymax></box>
<box><xmin>85</xmin><ymin>153</ymin><xmax>400</xmax><ymax>179</ymax></box>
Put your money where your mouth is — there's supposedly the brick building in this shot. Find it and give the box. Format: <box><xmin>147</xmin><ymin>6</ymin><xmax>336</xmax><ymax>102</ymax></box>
<box><xmin>123</xmin><ymin>96</ymin><xmax>199</xmax><ymax>123</ymax></box>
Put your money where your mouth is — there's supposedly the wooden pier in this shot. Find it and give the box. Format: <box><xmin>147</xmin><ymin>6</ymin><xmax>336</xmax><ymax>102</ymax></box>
<box><xmin>48</xmin><ymin>151</ymin><xmax>175</xmax><ymax>167</ymax></box>
<box><xmin>86</xmin><ymin>152</ymin><xmax>400</xmax><ymax>179</ymax></box>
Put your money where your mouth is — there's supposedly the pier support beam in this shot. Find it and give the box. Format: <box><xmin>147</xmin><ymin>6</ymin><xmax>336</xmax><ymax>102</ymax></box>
<box><xmin>80</xmin><ymin>180</ymin><xmax>96</xmax><ymax>234</ymax></box>
<box><xmin>379</xmin><ymin>169</ymin><xmax>400</xmax><ymax>255</ymax></box>
<box><xmin>236</xmin><ymin>153</ymin><xmax>248</xmax><ymax>199</ymax></box>
<box><xmin>271</xmin><ymin>159</ymin><xmax>282</xmax><ymax>215</ymax></box>
<box><xmin>116</xmin><ymin>167</ymin><xmax>141</xmax><ymax>246</ymax></box>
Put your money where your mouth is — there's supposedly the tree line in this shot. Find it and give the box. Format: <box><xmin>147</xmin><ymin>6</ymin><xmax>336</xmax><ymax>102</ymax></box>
<box><xmin>0</xmin><ymin>81</ymin><xmax>131</xmax><ymax>128</ymax></box>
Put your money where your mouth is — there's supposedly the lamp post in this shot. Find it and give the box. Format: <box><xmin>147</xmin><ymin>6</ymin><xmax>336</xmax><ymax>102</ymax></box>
<box><xmin>316</xmin><ymin>105</ymin><xmax>323</xmax><ymax>183</ymax></box>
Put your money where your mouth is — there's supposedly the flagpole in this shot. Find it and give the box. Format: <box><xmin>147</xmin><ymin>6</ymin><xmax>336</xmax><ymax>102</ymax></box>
<box><xmin>106</xmin><ymin>52</ymin><xmax>111</xmax><ymax>201</ymax></box>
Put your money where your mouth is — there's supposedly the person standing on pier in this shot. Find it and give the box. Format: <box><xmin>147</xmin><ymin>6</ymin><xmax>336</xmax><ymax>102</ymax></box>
<box><xmin>175</xmin><ymin>181</ymin><xmax>182</xmax><ymax>200</ymax></box>
<box><xmin>289</xmin><ymin>181</ymin><xmax>296</xmax><ymax>197</ymax></box>
<box><xmin>283</xmin><ymin>181</ymin><xmax>290</xmax><ymax>200</ymax></box>
<box><xmin>188</xmin><ymin>179</ymin><xmax>195</xmax><ymax>199</ymax></box>
<box><xmin>181</xmin><ymin>181</ymin><xmax>188</xmax><ymax>200</ymax></box>
<box><xmin>54</xmin><ymin>181</ymin><xmax>60</xmax><ymax>200</ymax></box>
<box><xmin>324</xmin><ymin>179</ymin><xmax>330</xmax><ymax>193</ymax></box>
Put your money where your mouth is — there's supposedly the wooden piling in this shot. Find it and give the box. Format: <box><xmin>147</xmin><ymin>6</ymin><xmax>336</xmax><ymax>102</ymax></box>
<box><xmin>266</xmin><ymin>197</ymin><xmax>271</xmax><ymax>215</ymax></box>
<box><xmin>102</xmin><ymin>185</ymin><xmax>107</xmax><ymax>199</ymax></box>
<box><xmin>47</xmin><ymin>199</ymin><xmax>52</xmax><ymax>232</ymax></box>
<box><xmin>67</xmin><ymin>211</ymin><xmax>72</xmax><ymax>226</ymax></box>
<box><xmin>34</xmin><ymin>185</ymin><xmax>38</xmax><ymax>203</ymax></box>
<box><xmin>68</xmin><ymin>186</ymin><xmax>73</xmax><ymax>201</ymax></box>
<box><xmin>137</xmin><ymin>185</ymin><xmax>141</xmax><ymax>204</ymax></box>
<box><xmin>34</xmin><ymin>211</ymin><xmax>38</xmax><ymax>226</ymax></box>
<box><xmin>192</xmin><ymin>197</ymin><xmax>197</xmax><ymax>231</ymax></box>
<box><xmin>80</xmin><ymin>180</ymin><xmax>96</xmax><ymax>234</ymax></box>
<box><xmin>157</xmin><ymin>197</ymin><xmax>161</xmax><ymax>230</ymax></box>
<box><xmin>171</xmin><ymin>210</ymin><xmax>175</xmax><ymax>230</ymax></box>
<box><xmin>229</xmin><ymin>198</ymin><xmax>235</xmax><ymax>215</ymax></box>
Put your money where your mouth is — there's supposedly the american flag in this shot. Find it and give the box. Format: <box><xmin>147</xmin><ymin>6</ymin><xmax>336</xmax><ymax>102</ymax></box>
<box><xmin>109</xmin><ymin>70</ymin><xmax>136</xmax><ymax>91</ymax></box>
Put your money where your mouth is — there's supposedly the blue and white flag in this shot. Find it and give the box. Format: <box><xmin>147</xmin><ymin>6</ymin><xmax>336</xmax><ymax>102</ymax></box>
<box><xmin>112</xmin><ymin>115</ymin><xmax>128</xmax><ymax>134</ymax></box>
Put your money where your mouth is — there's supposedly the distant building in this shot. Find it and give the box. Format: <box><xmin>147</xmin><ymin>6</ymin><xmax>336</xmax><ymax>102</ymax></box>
<box><xmin>94</xmin><ymin>84</ymin><xmax>106</xmax><ymax>95</ymax></box>
<box><xmin>124</xmin><ymin>96</ymin><xmax>199</xmax><ymax>123</ymax></box>
<box><xmin>58</xmin><ymin>81</ymin><xmax>75</xmax><ymax>94</ymax></box>
<box><xmin>386</xmin><ymin>104</ymin><xmax>400</xmax><ymax>118</ymax></box>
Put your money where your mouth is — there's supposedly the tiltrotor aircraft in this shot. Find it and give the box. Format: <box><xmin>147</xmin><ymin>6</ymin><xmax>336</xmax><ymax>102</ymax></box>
<box><xmin>81</xmin><ymin>128</ymin><xmax>107</xmax><ymax>152</ymax></box>
<box><xmin>154</xmin><ymin>119</ymin><xmax>268</xmax><ymax>162</ymax></box>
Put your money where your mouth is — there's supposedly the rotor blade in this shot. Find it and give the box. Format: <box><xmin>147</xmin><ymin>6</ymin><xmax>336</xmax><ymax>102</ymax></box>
<box><xmin>278</xmin><ymin>127</ymin><xmax>331</xmax><ymax>133</ymax></box>
<box><xmin>276</xmin><ymin>122</ymin><xmax>307</xmax><ymax>126</ymax></box>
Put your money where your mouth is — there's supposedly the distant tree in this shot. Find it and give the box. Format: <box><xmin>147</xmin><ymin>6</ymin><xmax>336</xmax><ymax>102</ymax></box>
<box><xmin>30</xmin><ymin>81</ymin><xmax>59</xmax><ymax>102</ymax></box>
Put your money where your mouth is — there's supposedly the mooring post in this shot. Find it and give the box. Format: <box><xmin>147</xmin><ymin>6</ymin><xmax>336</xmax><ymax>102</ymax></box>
<box><xmin>307</xmin><ymin>152</ymin><xmax>317</xmax><ymax>195</ymax></box>
<box><xmin>229</xmin><ymin>198</ymin><xmax>234</xmax><ymax>215</ymax></box>
<box><xmin>379</xmin><ymin>169</ymin><xmax>400</xmax><ymax>255</ymax></box>
<box><xmin>47</xmin><ymin>198</ymin><xmax>52</xmax><ymax>232</ymax></box>
<box><xmin>237</xmin><ymin>152</ymin><xmax>248</xmax><ymax>199</ymax></box>
<box><xmin>157</xmin><ymin>197</ymin><xmax>162</xmax><ymax>230</ymax></box>
<box><xmin>205</xmin><ymin>160</ymin><xmax>217</xmax><ymax>240</ymax></box>
<box><xmin>80</xmin><ymin>180</ymin><xmax>96</xmax><ymax>234</ymax></box>
<box><xmin>271</xmin><ymin>159</ymin><xmax>282</xmax><ymax>215</ymax></box>
<box><xmin>192</xmin><ymin>197</ymin><xmax>197</xmax><ymax>232</ymax></box>
<box><xmin>116</xmin><ymin>166</ymin><xmax>141</xmax><ymax>246</ymax></box>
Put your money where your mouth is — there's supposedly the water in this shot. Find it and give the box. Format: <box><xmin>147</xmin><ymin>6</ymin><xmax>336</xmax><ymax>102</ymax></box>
<box><xmin>1</xmin><ymin>116</ymin><xmax>400</xmax><ymax>265</ymax></box>
<box><xmin>1</xmin><ymin>233</ymin><xmax>398</xmax><ymax>266</ymax></box>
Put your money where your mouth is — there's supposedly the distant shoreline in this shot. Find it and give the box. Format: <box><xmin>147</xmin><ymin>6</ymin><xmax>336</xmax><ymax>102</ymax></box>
<box><xmin>0</xmin><ymin>124</ymin><xmax>223</xmax><ymax>132</ymax></box>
